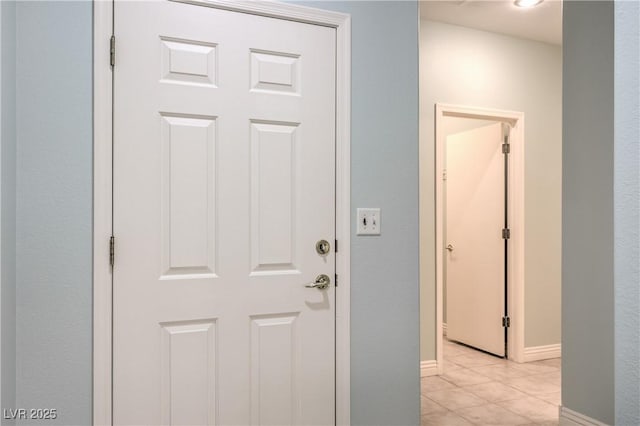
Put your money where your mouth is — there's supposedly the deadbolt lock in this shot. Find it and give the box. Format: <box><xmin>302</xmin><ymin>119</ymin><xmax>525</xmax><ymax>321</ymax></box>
<box><xmin>316</xmin><ymin>239</ymin><xmax>331</xmax><ymax>255</ymax></box>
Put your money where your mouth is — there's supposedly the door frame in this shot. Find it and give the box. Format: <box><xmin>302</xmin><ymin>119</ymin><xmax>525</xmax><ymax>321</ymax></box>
<box><xmin>434</xmin><ymin>103</ymin><xmax>525</xmax><ymax>369</ymax></box>
<box><xmin>92</xmin><ymin>2</ymin><xmax>351</xmax><ymax>424</ymax></box>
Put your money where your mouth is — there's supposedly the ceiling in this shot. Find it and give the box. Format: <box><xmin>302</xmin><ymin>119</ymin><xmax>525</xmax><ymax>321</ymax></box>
<box><xmin>420</xmin><ymin>0</ymin><xmax>562</xmax><ymax>46</ymax></box>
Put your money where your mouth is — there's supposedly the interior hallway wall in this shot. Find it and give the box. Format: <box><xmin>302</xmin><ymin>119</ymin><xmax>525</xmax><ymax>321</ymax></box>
<box><xmin>419</xmin><ymin>19</ymin><xmax>562</xmax><ymax>360</ymax></box>
<box><xmin>614</xmin><ymin>2</ymin><xmax>640</xmax><ymax>423</ymax></box>
<box><xmin>14</xmin><ymin>2</ymin><xmax>93</xmax><ymax>424</ymax></box>
<box><xmin>1</xmin><ymin>1</ymin><xmax>17</xmax><ymax>423</ymax></box>
<box><xmin>562</xmin><ymin>2</ymin><xmax>614</xmax><ymax>423</ymax></box>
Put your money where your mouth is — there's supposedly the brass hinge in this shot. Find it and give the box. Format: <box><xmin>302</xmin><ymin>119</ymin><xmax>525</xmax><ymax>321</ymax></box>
<box><xmin>109</xmin><ymin>236</ymin><xmax>115</xmax><ymax>267</ymax></box>
<box><xmin>502</xmin><ymin>316</ymin><xmax>510</xmax><ymax>328</ymax></box>
<box><xmin>502</xmin><ymin>228</ymin><xmax>511</xmax><ymax>239</ymax></box>
<box><xmin>502</xmin><ymin>143</ymin><xmax>510</xmax><ymax>154</ymax></box>
<box><xmin>110</xmin><ymin>35</ymin><xmax>116</xmax><ymax>68</ymax></box>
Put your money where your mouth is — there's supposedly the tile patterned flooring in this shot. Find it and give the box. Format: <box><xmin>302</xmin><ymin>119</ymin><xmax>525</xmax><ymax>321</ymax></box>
<box><xmin>421</xmin><ymin>338</ymin><xmax>561</xmax><ymax>426</ymax></box>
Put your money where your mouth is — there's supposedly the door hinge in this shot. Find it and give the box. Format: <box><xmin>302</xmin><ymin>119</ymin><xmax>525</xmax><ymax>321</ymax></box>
<box><xmin>502</xmin><ymin>228</ymin><xmax>511</xmax><ymax>239</ymax></box>
<box><xmin>502</xmin><ymin>316</ymin><xmax>510</xmax><ymax>328</ymax></box>
<box><xmin>109</xmin><ymin>236</ymin><xmax>115</xmax><ymax>267</ymax></box>
<box><xmin>335</xmin><ymin>239</ymin><xmax>338</xmax><ymax>253</ymax></box>
<box><xmin>335</xmin><ymin>273</ymin><xmax>338</xmax><ymax>287</ymax></box>
<box><xmin>442</xmin><ymin>170</ymin><xmax>447</xmax><ymax>181</ymax></box>
<box><xmin>110</xmin><ymin>35</ymin><xmax>116</xmax><ymax>68</ymax></box>
<box><xmin>502</xmin><ymin>143</ymin><xmax>510</xmax><ymax>154</ymax></box>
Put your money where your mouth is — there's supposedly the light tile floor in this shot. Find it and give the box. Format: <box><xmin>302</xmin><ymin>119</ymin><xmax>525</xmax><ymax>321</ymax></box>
<box><xmin>421</xmin><ymin>338</ymin><xmax>561</xmax><ymax>426</ymax></box>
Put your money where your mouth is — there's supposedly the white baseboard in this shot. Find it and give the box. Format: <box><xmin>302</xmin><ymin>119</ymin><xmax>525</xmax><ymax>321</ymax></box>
<box><xmin>442</xmin><ymin>323</ymin><xmax>447</xmax><ymax>336</ymax></box>
<box><xmin>523</xmin><ymin>343</ymin><xmax>561</xmax><ymax>362</ymax></box>
<box><xmin>559</xmin><ymin>407</ymin><xmax>609</xmax><ymax>426</ymax></box>
<box><xmin>420</xmin><ymin>360</ymin><xmax>438</xmax><ymax>377</ymax></box>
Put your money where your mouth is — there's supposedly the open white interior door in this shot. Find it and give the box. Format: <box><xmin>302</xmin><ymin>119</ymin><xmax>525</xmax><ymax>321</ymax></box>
<box><xmin>445</xmin><ymin>122</ymin><xmax>506</xmax><ymax>357</ymax></box>
<box><xmin>112</xmin><ymin>2</ymin><xmax>336</xmax><ymax>424</ymax></box>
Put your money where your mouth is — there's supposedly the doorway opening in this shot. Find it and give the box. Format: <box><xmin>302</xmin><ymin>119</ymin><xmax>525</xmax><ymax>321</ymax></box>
<box><xmin>418</xmin><ymin>2</ymin><xmax>563</xmax><ymax>424</ymax></box>
<box><xmin>435</xmin><ymin>105</ymin><xmax>525</xmax><ymax>367</ymax></box>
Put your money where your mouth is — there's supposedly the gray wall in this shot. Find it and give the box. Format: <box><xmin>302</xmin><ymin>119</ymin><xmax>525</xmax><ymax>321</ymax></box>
<box><xmin>419</xmin><ymin>20</ymin><xmax>562</xmax><ymax>360</ymax></box>
<box><xmin>1</xmin><ymin>1</ymin><xmax>17</xmax><ymax>422</ymax></box>
<box><xmin>14</xmin><ymin>2</ymin><xmax>93</xmax><ymax>425</ymax></box>
<box><xmin>614</xmin><ymin>1</ymin><xmax>640</xmax><ymax>423</ymax></box>
<box><xmin>562</xmin><ymin>2</ymin><xmax>614</xmax><ymax>423</ymax></box>
<box><xmin>288</xmin><ymin>2</ymin><xmax>421</xmax><ymax>424</ymax></box>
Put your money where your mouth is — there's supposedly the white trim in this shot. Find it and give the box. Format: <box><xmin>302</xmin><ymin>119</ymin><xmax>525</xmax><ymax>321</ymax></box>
<box><xmin>333</xmin><ymin>11</ymin><xmax>352</xmax><ymax>426</ymax></box>
<box><xmin>173</xmin><ymin>0</ymin><xmax>347</xmax><ymax>27</ymax></box>
<box><xmin>420</xmin><ymin>360</ymin><xmax>439</xmax><ymax>377</ymax></box>
<box><xmin>523</xmin><ymin>344</ymin><xmax>561</xmax><ymax>363</ymax></box>
<box><xmin>559</xmin><ymin>407</ymin><xmax>610</xmax><ymax>426</ymax></box>
<box><xmin>0</xmin><ymin>1</ymin><xmax>3</xmax><ymax>408</ymax></box>
<box><xmin>92</xmin><ymin>1</ymin><xmax>113</xmax><ymax>425</ymax></box>
<box><xmin>92</xmin><ymin>2</ymin><xmax>351</xmax><ymax>425</ymax></box>
<box><xmin>433</xmin><ymin>104</ymin><xmax>526</xmax><ymax>370</ymax></box>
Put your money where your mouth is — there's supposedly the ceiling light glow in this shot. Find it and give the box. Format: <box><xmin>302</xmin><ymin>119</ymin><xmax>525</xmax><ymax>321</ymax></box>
<box><xmin>514</xmin><ymin>0</ymin><xmax>543</xmax><ymax>8</ymax></box>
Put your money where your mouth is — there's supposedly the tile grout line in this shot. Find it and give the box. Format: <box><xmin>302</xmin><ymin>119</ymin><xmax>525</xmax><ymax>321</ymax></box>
<box><xmin>421</xmin><ymin>339</ymin><xmax>561</xmax><ymax>426</ymax></box>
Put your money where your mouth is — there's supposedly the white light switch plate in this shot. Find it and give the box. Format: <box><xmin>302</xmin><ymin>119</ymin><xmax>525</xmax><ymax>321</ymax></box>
<box><xmin>357</xmin><ymin>208</ymin><xmax>381</xmax><ymax>235</ymax></box>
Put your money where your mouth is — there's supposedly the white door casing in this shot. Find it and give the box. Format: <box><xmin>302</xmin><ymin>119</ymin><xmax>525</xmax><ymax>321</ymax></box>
<box><xmin>433</xmin><ymin>104</ymin><xmax>525</xmax><ymax>371</ymax></box>
<box><xmin>445</xmin><ymin>122</ymin><xmax>505</xmax><ymax>357</ymax></box>
<box><xmin>96</xmin><ymin>3</ymin><xmax>348</xmax><ymax>424</ymax></box>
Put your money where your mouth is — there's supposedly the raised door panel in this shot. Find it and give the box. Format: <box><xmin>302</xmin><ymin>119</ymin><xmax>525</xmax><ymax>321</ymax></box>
<box><xmin>250</xmin><ymin>314</ymin><xmax>300</xmax><ymax>426</ymax></box>
<box><xmin>250</xmin><ymin>50</ymin><xmax>300</xmax><ymax>95</ymax></box>
<box><xmin>250</xmin><ymin>121</ymin><xmax>299</xmax><ymax>275</ymax></box>
<box><xmin>160</xmin><ymin>114</ymin><xmax>217</xmax><ymax>279</ymax></box>
<box><xmin>160</xmin><ymin>320</ymin><xmax>217</xmax><ymax>426</ymax></box>
<box><xmin>160</xmin><ymin>37</ymin><xmax>218</xmax><ymax>87</ymax></box>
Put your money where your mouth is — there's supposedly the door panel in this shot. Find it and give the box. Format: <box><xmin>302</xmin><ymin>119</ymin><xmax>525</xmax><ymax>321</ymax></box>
<box><xmin>113</xmin><ymin>2</ymin><xmax>336</xmax><ymax>424</ymax></box>
<box><xmin>445</xmin><ymin>122</ymin><xmax>505</xmax><ymax>357</ymax></box>
<box><xmin>160</xmin><ymin>319</ymin><xmax>217</xmax><ymax>426</ymax></box>
<box><xmin>161</xmin><ymin>113</ymin><xmax>217</xmax><ymax>278</ymax></box>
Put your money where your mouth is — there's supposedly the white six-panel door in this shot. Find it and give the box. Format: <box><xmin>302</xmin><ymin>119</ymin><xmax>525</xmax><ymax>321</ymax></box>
<box><xmin>445</xmin><ymin>122</ymin><xmax>505</xmax><ymax>357</ymax></box>
<box><xmin>113</xmin><ymin>2</ymin><xmax>336</xmax><ymax>424</ymax></box>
